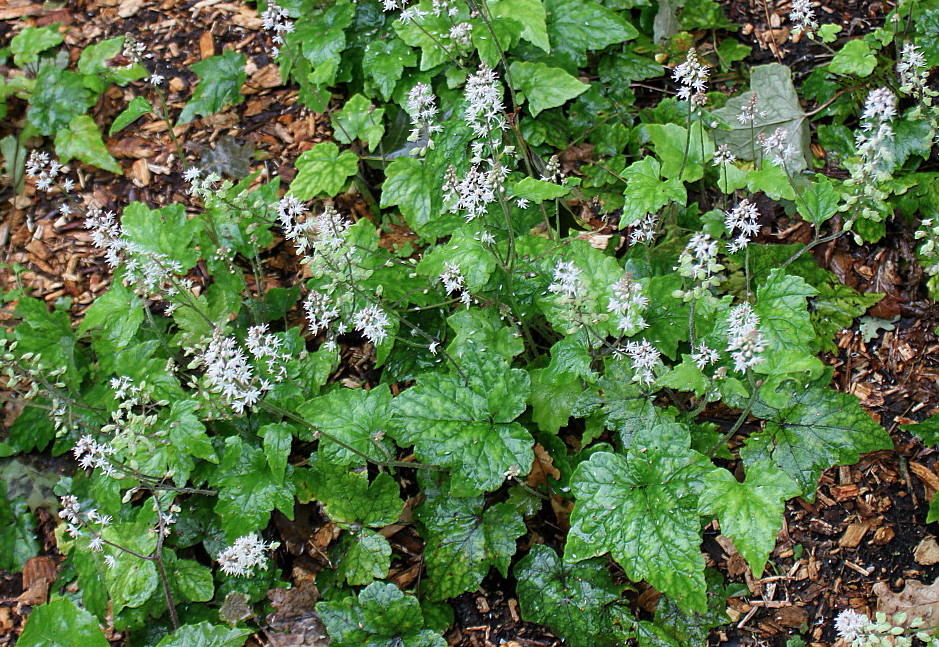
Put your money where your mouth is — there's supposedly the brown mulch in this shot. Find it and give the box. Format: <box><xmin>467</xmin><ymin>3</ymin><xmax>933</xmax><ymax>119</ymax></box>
<box><xmin>2</xmin><ymin>0</ymin><xmax>939</xmax><ymax>645</ymax></box>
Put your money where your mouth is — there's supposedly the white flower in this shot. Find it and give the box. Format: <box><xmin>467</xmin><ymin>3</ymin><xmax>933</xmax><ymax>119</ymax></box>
<box><xmin>183</xmin><ymin>167</ymin><xmax>201</xmax><ymax>183</ymax></box>
<box><xmin>789</xmin><ymin>0</ymin><xmax>817</xmax><ymax>32</ymax></box>
<box><xmin>449</xmin><ymin>22</ymin><xmax>473</xmax><ymax>47</ymax></box>
<box><xmin>405</xmin><ymin>82</ymin><xmax>442</xmax><ymax>151</ymax></box>
<box><xmin>148</xmin><ymin>73</ymin><xmax>165</xmax><ymax>86</ymax></box>
<box><xmin>629</xmin><ymin>214</ymin><xmax>658</xmax><ymax>246</ymax></box>
<box><xmin>196</xmin><ymin>328</ymin><xmax>261</xmax><ymax>414</ymax></box>
<box><xmin>726</xmin><ymin>303</ymin><xmax>766</xmax><ymax>372</ymax></box>
<box><xmin>897</xmin><ymin>43</ymin><xmax>928</xmax><ymax>96</ymax></box>
<box><xmin>443</xmin><ymin>163</ymin><xmax>500</xmax><ymax>221</ymax></box>
<box><xmin>834</xmin><ymin>609</ymin><xmax>868</xmax><ymax>642</ymax></box>
<box><xmin>675</xmin><ymin>232</ymin><xmax>724</xmax><ymax>298</ymax></box>
<box><xmin>440</xmin><ymin>262</ymin><xmax>471</xmax><ymax>306</ymax></box>
<box><xmin>860</xmin><ymin>87</ymin><xmax>897</xmax><ymax>125</ymax></box>
<box><xmin>712</xmin><ymin>144</ymin><xmax>736</xmax><ymax>166</ymax></box>
<box><xmin>724</xmin><ymin>200</ymin><xmax>760</xmax><ymax>252</ymax></box>
<box><xmin>353</xmin><ymin>305</ymin><xmax>391</xmax><ymax>346</ymax></box>
<box><xmin>672</xmin><ymin>48</ymin><xmax>709</xmax><ymax>106</ymax></box>
<box><xmin>757</xmin><ymin>128</ymin><xmax>796</xmax><ymax>168</ymax></box>
<box><xmin>464</xmin><ymin>64</ymin><xmax>505</xmax><ymax>137</ymax></box>
<box><xmin>217</xmin><ymin>533</ymin><xmax>277</xmax><ymax>577</ymax></box>
<box><xmin>692</xmin><ymin>343</ymin><xmax>720</xmax><ymax>369</ymax></box>
<box><xmin>304</xmin><ymin>289</ymin><xmax>339</xmax><ymax>336</ymax></box>
<box><xmin>607</xmin><ymin>274</ymin><xmax>648</xmax><ymax>335</ymax></box>
<box><xmin>104</xmin><ymin>555</ymin><xmax>118</xmax><ymax>570</ymax></box>
<box><xmin>622</xmin><ymin>339</ymin><xmax>660</xmax><ymax>385</ymax></box>
<box><xmin>548</xmin><ymin>260</ymin><xmax>582</xmax><ymax>300</ymax></box>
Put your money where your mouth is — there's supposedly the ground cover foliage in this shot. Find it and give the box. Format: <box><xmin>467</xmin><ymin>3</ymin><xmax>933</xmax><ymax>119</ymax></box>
<box><xmin>2</xmin><ymin>0</ymin><xmax>939</xmax><ymax>645</ymax></box>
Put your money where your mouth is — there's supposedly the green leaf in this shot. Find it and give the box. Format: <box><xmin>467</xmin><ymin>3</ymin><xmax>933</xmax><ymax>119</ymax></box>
<box><xmin>261</xmin><ymin>422</ymin><xmax>293</xmax><ymax>483</ymax></box>
<box><xmin>515</xmin><ymin>545</ymin><xmax>628</xmax><ymax>647</ymax></box>
<box><xmin>380</xmin><ymin>156</ymin><xmax>445</xmax><ymax>237</ymax></box>
<box><xmin>178</xmin><ymin>50</ymin><xmax>246</xmax><ymax>124</ymax></box>
<box><xmin>77</xmin><ymin>37</ymin><xmax>147</xmax><ymax>91</ymax></box>
<box><xmin>363</xmin><ymin>39</ymin><xmax>417</xmax><ymax>101</ymax></box>
<box><xmin>318</xmin><ymin>581</ymin><xmax>447</xmax><ymax>647</ymax></box>
<box><xmin>698</xmin><ymin>462</ymin><xmax>800</xmax><ymax>577</ymax></box>
<box><xmin>173</xmin><ymin>559</ymin><xmax>215</xmax><ymax>602</ymax></box>
<box><xmin>110</xmin><ymin>96</ymin><xmax>153</xmax><ymax>135</ymax></box>
<box><xmin>528</xmin><ymin>368</ymin><xmax>583</xmax><ymax>433</ymax></box>
<box><xmin>417</xmin><ymin>487</ymin><xmax>525</xmax><ymax>600</ymax></box>
<box><xmin>17</xmin><ymin>598</ymin><xmax>109</xmax><ymax>647</ymax></box>
<box><xmin>291</xmin><ymin>141</ymin><xmax>359</xmax><ymax>199</ymax></box>
<box><xmin>298</xmin><ymin>386</ymin><xmax>393</xmax><ymax>465</ymax></box>
<box><xmin>79</xmin><ymin>279</ymin><xmax>143</xmax><ymax>349</ymax></box>
<box><xmin>829</xmin><ymin>39</ymin><xmax>877</xmax><ymax>76</ymax></box>
<box><xmin>489</xmin><ymin>0</ymin><xmax>550</xmax><ymax>52</ymax></box>
<box><xmin>647</xmin><ymin>121</ymin><xmax>715</xmax><ymax>182</ymax></box>
<box><xmin>509</xmin><ymin>62</ymin><xmax>588</xmax><ymax>116</ymax></box>
<box><xmin>445</xmin><ymin>307</ymin><xmax>525</xmax><ymax>362</ymax></box>
<box><xmin>53</xmin><ymin>115</ymin><xmax>122</xmax><ymax>174</ymax></box>
<box><xmin>711</xmin><ymin>63</ymin><xmax>810</xmax><ymax>171</ymax></box>
<box><xmin>0</xmin><ymin>480</ymin><xmax>39</xmax><ymax>573</ymax></box>
<box><xmin>27</xmin><ymin>66</ymin><xmax>96</xmax><ymax>137</ymax></box>
<box><xmin>121</xmin><ymin>202</ymin><xmax>200</xmax><ymax>270</ymax></box>
<box><xmin>818</xmin><ymin>23</ymin><xmax>842</xmax><ymax>42</ymax></box>
<box><xmin>754</xmin><ymin>269</ymin><xmax>818</xmax><ymax>353</ymax></box>
<box><xmin>901</xmin><ymin>413</ymin><xmax>939</xmax><ymax>447</ymax></box>
<box><xmin>11</xmin><ymin>26</ymin><xmax>63</xmax><ymax>66</ymax></box>
<box><xmin>742</xmin><ymin>374</ymin><xmax>893</xmax><ymax>496</ymax></box>
<box><xmin>102</xmin><ymin>519</ymin><xmax>159</xmax><ymax>613</ymax></box>
<box><xmin>511</xmin><ymin>177</ymin><xmax>569</xmax><ymax>202</ymax></box>
<box><xmin>332</xmin><ymin>94</ymin><xmax>386</xmax><ymax>152</ymax></box>
<box><xmin>336</xmin><ymin>528</ymin><xmax>392</xmax><ymax>585</ymax></box>
<box><xmin>212</xmin><ymin>436</ymin><xmax>296</xmax><ymax>538</ymax></box>
<box><xmin>796</xmin><ymin>175</ymin><xmax>840</xmax><ymax>225</ymax></box>
<box><xmin>544</xmin><ymin>0</ymin><xmax>637</xmax><ymax>68</ymax></box>
<box><xmin>567</xmin><ymin>434</ymin><xmax>713</xmax><ymax>613</ymax></box>
<box><xmin>301</xmin><ymin>453</ymin><xmax>402</xmax><ymax>527</ymax></box>
<box><xmin>416</xmin><ymin>224</ymin><xmax>497</xmax><ymax>291</ymax></box>
<box><xmin>390</xmin><ymin>354</ymin><xmax>532</xmax><ymax>495</ymax></box>
<box><xmin>155</xmin><ymin>622</ymin><xmax>249</xmax><ymax>647</ymax></box>
<box><xmin>619</xmin><ymin>157</ymin><xmax>686</xmax><ymax>228</ymax></box>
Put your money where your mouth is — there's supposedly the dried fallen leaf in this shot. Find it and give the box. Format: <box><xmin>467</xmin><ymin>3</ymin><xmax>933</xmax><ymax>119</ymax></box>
<box><xmin>874</xmin><ymin>576</ymin><xmax>939</xmax><ymax>629</ymax></box>
<box><xmin>915</xmin><ymin>537</ymin><xmax>939</xmax><ymax>566</ymax></box>
<box><xmin>266</xmin><ymin>582</ymin><xmax>330</xmax><ymax>647</ymax></box>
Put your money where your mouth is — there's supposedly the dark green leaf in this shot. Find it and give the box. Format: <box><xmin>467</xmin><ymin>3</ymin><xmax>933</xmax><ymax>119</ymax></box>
<box><xmin>545</xmin><ymin>0</ymin><xmax>638</xmax><ymax>68</ymax></box>
<box><xmin>155</xmin><ymin>622</ymin><xmax>249</xmax><ymax>647</ymax></box>
<box><xmin>27</xmin><ymin>66</ymin><xmax>95</xmax><ymax>137</ymax></box>
<box><xmin>298</xmin><ymin>386</ymin><xmax>393</xmax><ymax>465</ymax></box>
<box><xmin>178</xmin><ymin>50</ymin><xmax>246</xmax><ymax>124</ymax></box>
<box><xmin>332</xmin><ymin>94</ymin><xmax>385</xmax><ymax>151</ymax></box>
<box><xmin>509</xmin><ymin>61</ymin><xmax>588</xmax><ymax>116</ymax></box>
<box><xmin>0</xmin><ymin>480</ymin><xmax>39</xmax><ymax>572</ymax></box>
<box><xmin>336</xmin><ymin>528</ymin><xmax>392</xmax><ymax>585</ymax></box>
<box><xmin>301</xmin><ymin>453</ymin><xmax>402</xmax><ymax>527</ymax></box>
<box><xmin>17</xmin><ymin>598</ymin><xmax>109</xmax><ymax>647</ymax></box>
<box><xmin>363</xmin><ymin>39</ymin><xmax>417</xmax><ymax>101</ymax></box>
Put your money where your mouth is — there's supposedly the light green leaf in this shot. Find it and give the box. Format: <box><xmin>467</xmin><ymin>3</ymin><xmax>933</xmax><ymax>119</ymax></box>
<box><xmin>797</xmin><ymin>175</ymin><xmax>840</xmax><ymax>225</ymax></box>
<box><xmin>417</xmin><ymin>488</ymin><xmax>525</xmax><ymax>600</ymax></box>
<box><xmin>261</xmin><ymin>422</ymin><xmax>293</xmax><ymax>483</ymax></box>
<box><xmin>77</xmin><ymin>37</ymin><xmax>147</xmax><ymax>91</ymax></box>
<box><xmin>746</xmin><ymin>164</ymin><xmax>798</xmax><ymax>200</ymax></box>
<box><xmin>178</xmin><ymin>50</ymin><xmax>246</xmax><ymax>124</ymax></box>
<box><xmin>390</xmin><ymin>354</ymin><xmax>532</xmax><ymax>495</ymax></box>
<box><xmin>417</xmin><ymin>224</ymin><xmax>497</xmax><ymax>291</ymax></box>
<box><xmin>829</xmin><ymin>39</ymin><xmax>877</xmax><ymax>76</ymax></box>
<box><xmin>17</xmin><ymin>598</ymin><xmax>109</xmax><ymax>647</ymax></box>
<box><xmin>647</xmin><ymin>121</ymin><xmax>715</xmax><ymax>182</ymax></box>
<box><xmin>699</xmin><ymin>462</ymin><xmax>800</xmax><ymax>576</ymax></box>
<box><xmin>512</xmin><ymin>177</ymin><xmax>569</xmax><ymax>202</ymax></box>
<box><xmin>515</xmin><ymin>545</ymin><xmax>629</xmax><ymax>647</ymax></box>
<box><xmin>11</xmin><ymin>26</ymin><xmax>63</xmax><ymax>66</ymax></box>
<box><xmin>102</xmin><ymin>519</ymin><xmax>159</xmax><ymax>613</ymax></box>
<box><xmin>619</xmin><ymin>157</ymin><xmax>686</xmax><ymax>228</ymax></box>
<box><xmin>509</xmin><ymin>61</ymin><xmax>588</xmax><ymax>116</ymax></box>
<box><xmin>489</xmin><ymin>0</ymin><xmax>550</xmax><ymax>52</ymax></box>
<box><xmin>332</xmin><ymin>94</ymin><xmax>385</xmax><ymax>152</ymax></box>
<box><xmin>528</xmin><ymin>368</ymin><xmax>583</xmax><ymax>433</ymax></box>
<box><xmin>173</xmin><ymin>558</ymin><xmax>215</xmax><ymax>602</ymax></box>
<box><xmin>742</xmin><ymin>374</ymin><xmax>893</xmax><ymax>496</ymax></box>
<box><xmin>363</xmin><ymin>39</ymin><xmax>417</xmax><ymax>101</ymax></box>
<box><xmin>212</xmin><ymin>436</ymin><xmax>296</xmax><ymax>539</ymax></box>
<box><xmin>155</xmin><ymin>622</ymin><xmax>250</xmax><ymax>647</ymax></box>
<box><xmin>754</xmin><ymin>269</ymin><xmax>818</xmax><ymax>352</ymax></box>
<box><xmin>301</xmin><ymin>453</ymin><xmax>402</xmax><ymax>527</ymax></box>
<box><xmin>27</xmin><ymin>66</ymin><xmax>95</xmax><ymax>137</ymax></box>
<box><xmin>54</xmin><ymin>115</ymin><xmax>122</xmax><ymax>174</ymax></box>
<box><xmin>79</xmin><ymin>280</ymin><xmax>143</xmax><ymax>349</ymax></box>
<box><xmin>298</xmin><ymin>386</ymin><xmax>393</xmax><ymax>465</ymax></box>
<box><xmin>544</xmin><ymin>0</ymin><xmax>637</xmax><ymax>68</ymax></box>
<box><xmin>336</xmin><ymin>528</ymin><xmax>392</xmax><ymax>585</ymax></box>
<box><xmin>380</xmin><ymin>156</ymin><xmax>444</xmax><ymax>237</ymax></box>
<box><xmin>121</xmin><ymin>202</ymin><xmax>200</xmax><ymax>269</ymax></box>
<box><xmin>567</xmin><ymin>437</ymin><xmax>713</xmax><ymax>613</ymax></box>
<box><xmin>446</xmin><ymin>307</ymin><xmax>525</xmax><ymax>362</ymax></box>
<box><xmin>110</xmin><ymin>96</ymin><xmax>153</xmax><ymax>135</ymax></box>
<box><xmin>318</xmin><ymin>582</ymin><xmax>447</xmax><ymax>647</ymax></box>
<box><xmin>291</xmin><ymin>141</ymin><xmax>359</xmax><ymax>199</ymax></box>
<box><xmin>711</xmin><ymin>63</ymin><xmax>810</xmax><ymax>172</ymax></box>
<box><xmin>393</xmin><ymin>2</ymin><xmax>453</xmax><ymax>70</ymax></box>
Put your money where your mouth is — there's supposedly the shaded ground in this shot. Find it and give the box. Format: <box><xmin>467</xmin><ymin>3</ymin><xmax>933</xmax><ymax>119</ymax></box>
<box><xmin>2</xmin><ymin>0</ymin><xmax>939</xmax><ymax>645</ymax></box>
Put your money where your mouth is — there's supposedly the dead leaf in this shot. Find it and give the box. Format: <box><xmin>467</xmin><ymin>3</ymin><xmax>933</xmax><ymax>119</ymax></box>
<box><xmin>915</xmin><ymin>537</ymin><xmax>939</xmax><ymax>566</ymax></box>
<box><xmin>526</xmin><ymin>444</ymin><xmax>560</xmax><ymax>488</ymax></box>
<box><xmin>17</xmin><ymin>556</ymin><xmax>58</xmax><ymax>606</ymax></box>
<box><xmin>118</xmin><ymin>0</ymin><xmax>147</xmax><ymax>18</ymax></box>
<box><xmin>265</xmin><ymin>582</ymin><xmax>329</xmax><ymax>646</ymax></box>
<box><xmin>874</xmin><ymin>577</ymin><xmax>939</xmax><ymax>629</ymax></box>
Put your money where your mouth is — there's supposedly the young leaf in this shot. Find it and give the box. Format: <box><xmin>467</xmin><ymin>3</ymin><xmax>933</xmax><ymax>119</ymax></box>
<box><xmin>796</xmin><ymin>174</ymin><xmax>841</xmax><ymax>226</ymax></box>
<box><xmin>102</xmin><ymin>519</ymin><xmax>159</xmax><ymax>614</ymax></box>
<box><xmin>489</xmin><ymin>0</ymin><xmax>550</xmax><ymax>52</ymax></box>
<box><xmin>110</xmin><ymin>96</ymin><xmax>153</xmax><ymax>135</ymax></box>
<box><xmin>619</xmin><ymin>157</ymin><xmax>686</xmax><ymax>228</ymax></box>
<box><xmin>317</xmin><ymin>581</ymin><xmax>447</xmax><ymax>647</ymax></box>
<box><xmin>698</xmin><ymin>462</ymin><xmax>800</xmax><ymax>577</ymax></box>
<box><xmin>54</xmin><ymin>115</ymin><xmax>122</xmax><ymax>174</ymax></box>
<box><xmin>291</xmin><ymin>141</ymin><xmax>359</xmax><ymax>199</ymax></box>
<box><xmin>754</xmin><ymin>269</ymin><xmax>817</xmax><ymax>352</ymax></box>
<box><xmin>10</xmin><ymin>25</ymin><xmax>63</xmax><ymax>66</ymax></box>
<box><xmin>566</xmin><ymin>435</ymin><xmax>713</xmax><ymax>613</ymax></box>
<box><xmin>515</xmin><ymin>545</ymin><xmax>629</xmax><ymax>647</ymax></box>
<box><xmin>17</xmin><ymin>598</ymin><xmax>109</xmax><ymax>647</ymax></box>
<box><xmin>742</xmin><ymin>374</ymin><xmax>892</xmax><ymax>496</ymax></box>
<box><xmin>511</xmin><ymin>177</ymin><xmax>569</xmax><ymax>202</ymax></box>
<box><xmin>331</xmin><ymin>93</ymin><xmax>386</xmax><ymax>152</ymax></box>
<box><xmin>178</xmin><ymin>50</ymin><xmax>247</xmax><ymax>124</ymax></box>
<box><xmin>829</xmin><ymin>39</ymin><xmax>877</xmax><ymax>77</ymax></box>
<box><xmin>416</xmin><ymin>489</ymin><xmax>525</xmax><ymax>600</ymax></box>
<box><xmin>647</xmin><ymin>121</ymin><xmax>714</xmax><ymax>183</ymax></box>
<box><xmin>172</xmin><ymin>558</ymin><xmax>215</xmax><ymax>603</ymax></box>
<box><xmin>509</xmin><ymin>61</ymin><xmax>588</xmax><ymax>116</ymax></box>
<box><xmin>390</xmin><ymin>354</ymin><xmax>532</xmax><ymax>495</ymax></box>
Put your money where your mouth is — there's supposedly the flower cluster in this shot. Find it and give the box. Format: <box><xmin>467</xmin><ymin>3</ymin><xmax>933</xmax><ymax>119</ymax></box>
<box><xmin>548</xmin><ymin>260</ymin><xmax>582</xmax><ymax>301</ymax></box>
<box><xmin>440</xmin><ymin>262</ymin><xmax>472</xmax><ymax>307</ymax></box>
<box><xmin>724</xmin><ymin>199</ymin><xmax>760</xmax><ymax>252</ymax></box>
<box><xmin>261</xmin><ymin>1</ymin><xmax>295</xmax><ymax>57</ymax></box>
<box><xmin>217</xmin><ymin>533</ymin><xmax>278</xmax><ymax>577</ymax></box>
<box><xmin>352</xmin><ymin>305</ymin><xmax>392</xmax><ymax>346</ymax></box>
<box><xmin>712</xmin><ymin>144</ymin><xmax>737</xmax><ymax>166</ymax></box>
<box><xmin>672</xmin><ymin>48</ymin><xmax>709</xmax><ymax>107</ymax></box>
<box><xmin>789</xmin><ymin>0</ymin><xmax>817</xmax><ymax>33</ymax></box>
<box><xmin>276</xmin><ymin>195</ymin><xmax>313</xmax><ymax>252</ymax></box>
<box><xmin>59</xmin><ymin>495</ymin><xmax>113</xmax><ymax>553</ymax></box>
<box><xmin>897</xmin><ymin>43</ymin><xmax>933</xmax><ymax>102</ymax></box>
<box><xmin>834</xmin><ymin>609</ymin><xmax>937</xmax><ymax>647</ymax></box>
<box><xmin>675</xmin><ymin>233</ymin><xmax>724</xmax><ymax>300</ymax></box>
<box><xmin>621</xmin><ymin>339</ymin><xmax>660</xmax><ymax>385</ymax></box>
<box><xmin>25</xmin><ymin>150</ymin><xmax>68</xmax><ymax>193</ymax></box>
<box><xmin>406</xmin><ymin>82</ymin><xmax>443</xmax><ymax>154</ymax></box>
<box><xmin>194</xmin><ymin>327</ymin><xmax>287</xmax><ymax>414</ymax></box>
<box><xmin>443</xmin><ymin>163</ymin><xmax>504</xmax><ymax>221</ymax></box>
<box><xmin>692</xmin><ymin>343</ymin><xmax>720</xmax><ymax>370</ymax></box>
<box><xmin>628</xmin><ymin>214</ymin><xmax>658</xmax><ymax>246</ymax></box>
<box><xmin>73</xmin><ymin>434</ymin><xmax>118</xmax><ymax>476</ymax></box>
<box><xmin>607</xmin><ymin>274</ymin><xmax>648</xmax><ymax>336</ymax></box>
<box><xmin>736</xmin><ymin>94</ymin><xmax>767</xmax><ymax>126</ymax></box>
<box><xmin>726</xmin><ymin>303</ymin><xmax>766</xmax><ymax>372</ymax></box>
<box><xmin>304</xmin><ymin>289</ymin><xmax>340</xmax><ymax>336</ymax></box>
<box><xmin>843</xmin><ymin>87</ymin><xmax>899</xmax><ymax>223</ymax></box>
<box><xmin>757</xmin><ymin>127</ymin><xmax>797</xmax><ymax>169</ymax></box>
<box><xmin>464</xmin><ymin>64</ymin><xmax>506</xmax><ymax>138</ymax></box>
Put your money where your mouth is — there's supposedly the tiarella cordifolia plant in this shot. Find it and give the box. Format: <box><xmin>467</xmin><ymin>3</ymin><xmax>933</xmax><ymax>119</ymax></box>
<box><xmin>3</xmin><ymin>1</ymin><xmax>939</xmax><ymax>646</ymax></box>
